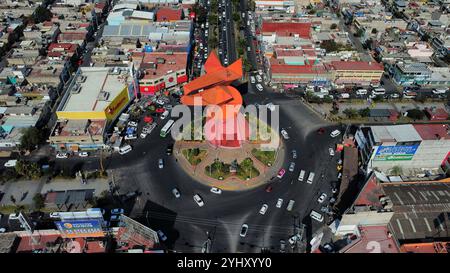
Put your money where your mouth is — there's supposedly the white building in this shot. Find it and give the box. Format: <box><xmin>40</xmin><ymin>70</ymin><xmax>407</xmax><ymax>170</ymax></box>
<box><xmin>355</xmin><ymin>124</ymin><xmax>450</xmax><ymax>176</ymax></box>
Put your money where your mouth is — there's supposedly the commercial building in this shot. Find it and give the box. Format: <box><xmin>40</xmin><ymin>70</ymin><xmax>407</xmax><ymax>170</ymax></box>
<box><xmin>327</xmin><ymin>61</ymin><xmax>384</xmax><ymax>86</ymax></box>
<box><xmin>355</xmin><ymin>124</ymin><xmax>450</xmax><ymax>176</ymax></box>
<box><xmin>50</xmin><ymin>67</ymin><xmax>135</xmax><ymax>151</ymax></box>
<box><xmin>391</xmin><ymin>62</ymin><xmax>432</xmax><ymax>86</ymax></box>
<box><xmin>133</xmin><ymin>51</ymin><xmax>188</xmax><ymax>96</ymax></box>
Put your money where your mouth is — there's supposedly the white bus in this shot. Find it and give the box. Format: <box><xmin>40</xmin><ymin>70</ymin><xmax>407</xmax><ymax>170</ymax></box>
<box><xmin>160</xmin><ymin>119</ymin><xmax>175</xmax><ymax>137</ymax></box>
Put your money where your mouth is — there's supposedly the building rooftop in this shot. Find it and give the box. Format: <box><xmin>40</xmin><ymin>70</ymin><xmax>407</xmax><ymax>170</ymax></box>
<box><xmin>133</xmin><ymin>51</ymin><xmax>187</xmax><ymax>79</ymax></box>
<box><xmin>330</xmin><ymin>61</ymin><xmax>384</xmax><ymax>71</ymax></box>
<box><xmin>382</xmin><ymin>181</ymin><xmax>450</xmax><ymax>241</ymax></box>
<box><xmin>261</xmin><ymin>21</ymin><xmax>311</xmax><ymax>39</ymax></box>
<box><xmin>400</xmin><ymin>242</ymin><xmax>449</xmax><ymax>253</ymax></box>
<box><xmin>413</xmin><ymin>124</ymin><xmax>450</xmax><ymax>140</ymax></box>
<box><xmin>341</xmin><ymin>225</ymin><xmax>399</xmax><ymax>253</ymax></box>
<box><xmin>156</xmin><ymin>7</ymin><xmax>182</xmax><ymax>21</ymax></box>
<box><xmin>59</xmin><ymin>67</ymin><xmax>129</xmax><ymax>113</ymax></box>
<box><xmin>51</xmin><ymin>119</ymin><xmax>106</xmax><ymax>138</ymax></box>
<box><xmin>370</xmin><ymin>124</ymin><xmax>422</xmax><ymax>143</ymax></box>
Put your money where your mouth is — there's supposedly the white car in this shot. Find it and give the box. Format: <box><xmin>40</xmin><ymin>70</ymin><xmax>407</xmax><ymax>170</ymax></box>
<box><xmin>210</xmin><ymin>187</ymin><xmax>222</xmax><ymax>194</ymax></box>
<box><xmin>280</xmin><ymin>129</ymin><xmax>289</xmax><ymax>140</ymax></box>
<box><xmin>329</xmin><ymin>148</ymin><xmax>335</xmax><ymax>156</ymax></box>
<box><xmin>255</xmin><ymin>83</ymin><xmax>263</xmax><ymax>92</ymax></box>
<box><xmin>240</xmin><ymin>224</ymin><xmax>249</xmax><ymax>237</ymax></box>
<box><xmin>124</xmin><ymin>134</ymin><xmax>137</xmax><ymax>140</ymax></box>
<box><xmin>193</xmin><ymin>194</ymin><xmax>204</xmax><ymax>207</ymax></box>
<box><xmin>256</xmin><ymin>75</ymin><xmax>262</xmax><ymax>82</ymax></box>
<box><xmin>250</xmin><ymin>76</ymin><xmax>256</xmax><ymax>84</ymax></box>
<box><xmin>56</xmin><ymin>153</ymin><xmax>68</xmax><ymax>159</ymax></box>
<box><xmin>330</xmin><ymin>129</ymin><xmax>341</xmax><ymax>138</ymax></box>
<box><xmin>157</xmin><ymin>230</ymin><xmax>168</xmax><ymax>241</ymax></box>
<box><xmin>259</xmin><ymin>204</ymin><xmax>268</xmax><ymax>215</ymax></box>
<box><xmin>128</xmin><ymin>121</ymin><xmax>138</xmax><ymax>127</ymax></box>
<box><xmin>156</xmin><ymin>99</ymin><xmax>165</xmax><ymax>106</ymax></box>
<box><xmin>276</xmin><ymin>198</ymin><xmax>283</xmax><ymax>208</ymax></box>
<box><xmin>118</xmin><ymin>145</ymin><xmax>132</xmax><ymax>155</ymax></box>
<box><xmin>318</xmin><ymin>193</ymin><xmax>327</xmax><ymax>203</ymax></box>
<box><xmin>4</xmin><ymin>160</ymin><xmax>17</xmax><ymax>167</ymax></box>
<box><xmin>140</xmin><ymin>132</ymin><xmax>148</xmax><ymax>139</ymax></box>
<box><xmin>266</xmin><ymin>103</ymin><xmax>275</xmax><ymax>112</ymax></box>
<box><xmin>158</xmin><ymin>159</ymin><xmax>164</xmax><ymax>169</ymax></box>
<box><xmin>49</xmin><ymin>212</ymin><xmax>60</xmax><ymax>218</ymax></box>
<box><xmin>78</xmin><ymin>152</ymin><xmax>89</xmax><ymax>157</ymax></box>
<box><xmin>172</xmin><ymin>188</ymin><xmax>181</xmax><ymax>198</ymax></box>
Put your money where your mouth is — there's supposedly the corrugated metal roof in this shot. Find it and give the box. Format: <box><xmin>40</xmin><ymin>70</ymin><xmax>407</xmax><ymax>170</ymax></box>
<box><xmin>371</xmin><ymin>124</ymin><xmax>422</xmax><ymax>142</ymax></box>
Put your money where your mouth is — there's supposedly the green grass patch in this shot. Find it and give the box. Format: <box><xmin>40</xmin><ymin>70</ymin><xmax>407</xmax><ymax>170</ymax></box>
<box><xmin>205</xmin><ymin>160</ymin><xmax>231</xmax><ymax>180</ymax></box>
<box><xmin>236</xmin><ymin>158</ymin><xmax>260</xmax><ymax>180</ymax></box>
<box><xmin>252</xmin><ymin>148</ymin><xmax>276</xmax><ymax>166</ymax></box>
<box><xmin>182</xmin><ymin>148</ymin><xmax>207</xmax><ymax>166</ymax></box>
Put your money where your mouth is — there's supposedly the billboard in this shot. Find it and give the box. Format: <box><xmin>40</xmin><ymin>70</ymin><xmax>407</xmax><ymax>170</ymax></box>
<box><xmin>373</xmin><ymin>145</ymin><xmax>418</xmax><ymax>161</ymax></box>
<box><xmin>105</xmin><ymin>87</ymin><xmax>130</xmax><ymax>121</ymax></box>
<box><xmin>55</xmin><ymin>220</ymin><xmax>104</xmax><ymax>238</ymax></box>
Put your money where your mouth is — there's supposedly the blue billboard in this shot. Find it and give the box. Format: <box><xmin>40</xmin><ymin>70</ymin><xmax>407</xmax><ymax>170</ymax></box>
<box><xmin>374</xmin><ymin>145</ymin><xmax>419</xmax><ymax>161</ymax></box>
<box><xmin>55</xmin><ymin>220</ymin><xmax>104</xmax><ymax>238</ymax></box>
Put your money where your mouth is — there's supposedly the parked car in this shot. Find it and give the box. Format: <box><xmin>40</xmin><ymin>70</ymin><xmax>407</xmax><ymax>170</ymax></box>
<box><xmin>277</xmin><ymin>168</ymin><xmax>286</xmax><ymax>179</ymax></box>
<box><xmin>128</xmin><ymin>121</ymin><xmax>138</xmax><ymax>127</ymax></box>
<box><xmin>110</xmin><ymin>215</ymin><xmax>120</xmax><ymax>221</ymax></box>
<box><xmin>56</xmin><ymin>153</ymin><xmax>68</xmax><ymax>159</ymax></box>
<box><xmin>276</xmin><ymin>198</ymin><xmax>283</xmax><ymax>208</ymax></box>
<box><xmin>111</xmin><ymin>208</ymin><xmax>124</xmax><ymax>215</ymax></box>
<box><xmin>250</xmin><ymin>76</ymin><xmax>256</xmax><ymax>84</ymax></box>
<box><xmin>266</xmin><ymin>102</ymin><xmax>275</xmax><ymax>112</ymax></box>
<box><xmin>255</xmin><ymin>83</ymin><xmax>263</xmax><ymax>92</ymax></box>
<box><xmin>240</xmin><ymin>224</ymin><xmax>249</xmax><ymax>237</ymax></box>
<box><xmin>193</xmin><ymin>194</ymin><xmax>204</xmax><ymax>207</ymax></box>
<box><xmin>157</xmin><ymin>230</ymin><xmax>168</xmax><ymax>241</ymax></box>
<box><xmin>172</xmin><ymin>188</ymin><xmax>181</xmax><ymax>198</ymax></box>
<box><xmin>78</xmin><ymin>152</ymin><xmax>89</xmax><ymax>157</ymax></box>
<box><xmin>259</xmin><ymin>204</ymin><xmax>268</xmax><ymax>215</ymax></box>
<box><xmin>49</xmin><ymin>212</ymin><xmax>60</xmax><ymax>219</ymax></box>
<box><xmin>318</xmin><ymin>193</ymin><xmax>327</xmax><ymax>203</ymax></box>
<box><xmin>317</xmin><ymin>127</ymin><xmax>325</xmax><ymax>134</ymax></box>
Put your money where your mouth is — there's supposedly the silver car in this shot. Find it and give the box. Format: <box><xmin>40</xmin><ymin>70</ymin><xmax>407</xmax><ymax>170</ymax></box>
<box><xmin>289</xmin><ymin>162</ymin><xmax>295</xmax><ymax>172</ymax></box>
<box><xmin>172</xmin><ymin>188</ymin><xmax>181</xmax><ymax>198</ymax></box>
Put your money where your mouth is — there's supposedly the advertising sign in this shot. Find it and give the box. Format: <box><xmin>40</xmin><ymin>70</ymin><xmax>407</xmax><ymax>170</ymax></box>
<box><xmin>55</xmin><ymin>220</ymin><xmax>104</xmax><ymax>238</ymax></box>
<box><xmin>373</xmin><ymin>145</ymin><xmax>418</xmax><ymax>161</ymax></box>
<box><xmin>105</xmin><ymin>87</ymin><xmax>130</xmax><ymax>121</ymax></box>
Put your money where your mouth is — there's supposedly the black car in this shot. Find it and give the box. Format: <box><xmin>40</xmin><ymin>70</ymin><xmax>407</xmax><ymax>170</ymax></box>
<box><xmin>166</xmin><ymin>144</ymin><xmax>174</xmax><ymax>155</ymax></box>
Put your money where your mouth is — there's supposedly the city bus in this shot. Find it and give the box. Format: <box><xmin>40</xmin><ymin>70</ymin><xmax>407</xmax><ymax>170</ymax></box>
<box><xmin>160</xmin><ymin>119</ymin><xmax>175</xmax><ymax>137</ymax></box>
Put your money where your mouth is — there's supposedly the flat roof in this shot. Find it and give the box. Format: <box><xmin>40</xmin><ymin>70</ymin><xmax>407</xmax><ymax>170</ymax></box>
<box><xmin>341</xmin><ymin>225</ymin><xmax>399</xmax><ymax>253</ymax></box>
<box><xmin>370</xmin><ymin>124</ymin><xmax>422</xmax><ymax>143</ymax></box>
<box><xmin>60</xmin><ymin>67</ymin><xmax>128</xmax><ymax>112</ymax></box>
<box><xmin>413</xmin><ymin>124</ymin><xmax>450</xmax><ymax>140</ymax></box>
<box><xmin>383</xmin><ymin>181</ymin><xmax>450</xmax><ymax>241</ymax></box>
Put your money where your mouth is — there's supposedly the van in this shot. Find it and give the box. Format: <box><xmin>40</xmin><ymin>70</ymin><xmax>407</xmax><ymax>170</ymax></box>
<box><xmin>286</xmin><ymin>200</ymin><xmax>295</xmax><ymax>211</ymax></box>
<box><xmin>310</xmin><ymin>210</ymin><xmax>324</xmax><ymax>222</ymax></box>
<box><xmin>119</xmin><ymin>145</ymin><xmax>132</xmax><ymax>155</ymax></box>
<box><xmin>330</xmin><ymin>129</ymin><xmax>341</xmax><ymax>138</ymax></box>
<box><xmin>161</xmin><ymin>110</ymin><xmax>169</xmax><ymax>120</ymax></box>
<box><xmin>298</xmin><ymin>170</ymin><xmax>306</xmax><ymax>182</ymax></box>
<box><xmin>307</xmin><ymin>172</ymin><xmax>315</xmax><ymax>184</ymax></box>
<box><xmin>373</xmin><ymin>87</ymin><xmax>386</xmax><ymax>95</ymax></box>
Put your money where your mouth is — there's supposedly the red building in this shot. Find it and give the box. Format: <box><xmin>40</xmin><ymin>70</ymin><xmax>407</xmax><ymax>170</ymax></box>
<box><xmin>156</xmin><ymin>8</ymin><xmax>183</xmax><ymax>22</ymax></box>
<box><xmin>133</xmin><ymin>52</ymin><xmax>188</xmax><ymax>96</ymax></box>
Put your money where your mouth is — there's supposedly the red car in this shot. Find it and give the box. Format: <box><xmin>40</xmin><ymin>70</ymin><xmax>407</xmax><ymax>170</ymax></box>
<box><xmin>277</xmin><ymin>168</ymin><xmax>286</xmax><ymax>179</ymax></box>
<box><xmin>143</xmin><ymin>116</ymin><xmax>153</xmax><ymax>123</ymax></box>
<box><xmin>317</xmin><ymin>128</ymin><xmax>325</xmax><ymax>134</ymax></box>
<box><xmin>155</xmin><ymin>107</ymin><xmax>165</xmax><ymax>113</ymax></box>
<box><xmin>265</xmin><ymin>185</ymin><xmax>273</xmax><ymax>192</ymax></box>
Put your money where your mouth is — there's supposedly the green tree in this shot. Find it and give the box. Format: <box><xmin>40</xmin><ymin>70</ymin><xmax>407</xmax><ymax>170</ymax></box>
<box><xmin>330</xmin><ymin>23</ymin><xmax>338</xmax><ymax>30</ymax></box>
<box><xmin>232</xmin><ymin>12</ymin><xmax>240</xmax><ymax>23</ymax></box>
<box><xmin>20</xmin><ymin>127</ymin><xmax>46</xmax><ymax>152</ymax></box>
<box><xmin>390</xmin><ymin>166</ymin><xmax>403</xmax><ymax>176</ymax></box>
<box><xmin>406</xmin><ymin>109</ymin><xmax>424</xmax><ymax>120</ymax></box>
<box><xmin>343</xmin><ymin>108</ymin><xmax>359</xmax><ymax>119</ymax></box>
<box><xmin>33</xmin><ymin>193</ymin><xmax>45</xmax><ymax>210</ymax></box>
<box><xmin>15</xmin><ymin>160</ymin><xmax>42</xmax><ymax>179</ymax></box>
<box><xmin>33</xmin><ymin>6</ymin><xmax>52</xmax><ymax>23</ymax></box>
<box><xmin>359</xmin><ymin>107</ymin><xmax>371</xmax><ymax>117</ymax></box>
<box><xmin>371</xmin><ymin>28</ymin><xmax>378</xmax><ymax>34</ymax></box>
<box><xmin>320</xmin><ymin>40</ymin><xmax>340</xmax><ymax>52</ymax></box>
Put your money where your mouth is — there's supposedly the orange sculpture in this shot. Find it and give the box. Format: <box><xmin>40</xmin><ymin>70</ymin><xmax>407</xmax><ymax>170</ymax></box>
<box><xmin>181</xmin><ymin>52</ymin><xmax>248</xmax><ymax>148</ymax></box>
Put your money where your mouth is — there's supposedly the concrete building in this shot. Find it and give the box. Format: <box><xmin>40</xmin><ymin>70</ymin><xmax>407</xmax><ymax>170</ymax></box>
<box><xmin>391</xmin><ymin>62</ymin><xmax>432</xmax><ymax>86</ymax></box>
<box><xmin>327</xmin><ymin>61</ymin><xmax>384</xmax><ymax>86</ymax></box>
<box><xmin>355</xmin><ymin>124</ymin><xmax>450</xmax><ymax>175</ymax></box>
<box><xmin>50</xmin><ymin>67</ymin><xmax>135</xmax><ymax>151</ymax></box>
